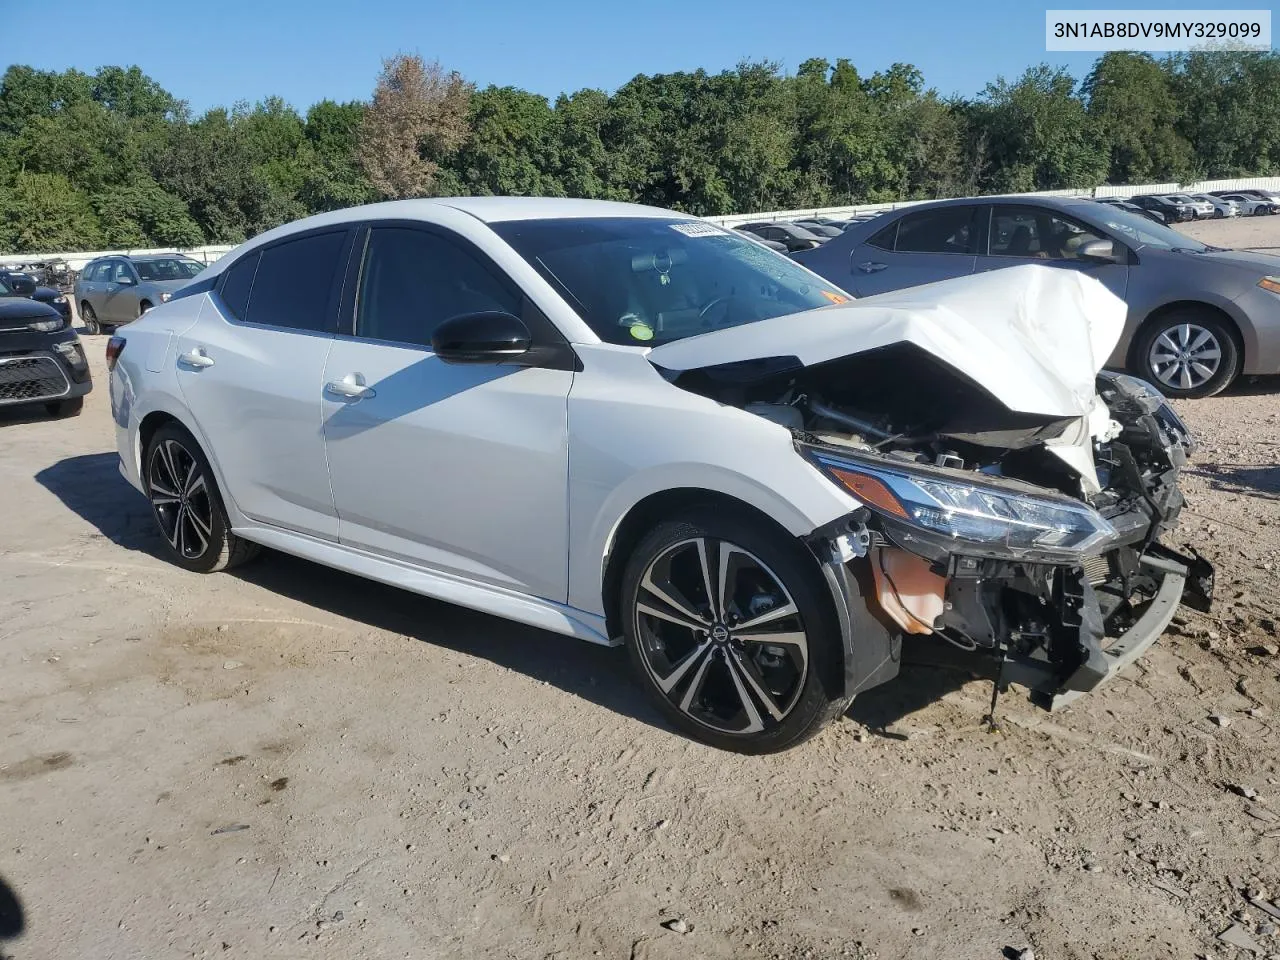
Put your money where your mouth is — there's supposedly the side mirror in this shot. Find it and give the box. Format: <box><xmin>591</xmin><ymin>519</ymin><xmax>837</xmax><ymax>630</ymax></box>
<box><xmin>117</xmin><ymin>275</ymin><xmax>136</xmax><ymax>286</ymax></box>
<box><xmin>431</xmin><ymin>311</ymin><xmax>531</xmax><ymax>364</ymax></box>
<box><xmin>1077</xmin><ymin>238</ymin><xmax>1118</xmax><ymax>263</ymax></box>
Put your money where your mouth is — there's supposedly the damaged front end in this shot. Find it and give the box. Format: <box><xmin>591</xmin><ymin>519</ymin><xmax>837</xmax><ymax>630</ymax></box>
<box><xmin>793</xmin><ymin>367</ymin><xmax>1214</xmax><ymax>709</ymax></box>
<box><xmin>664</xmin><ymin>342</ymin><xmax>1214</xmax><ymax>710</ymax></box>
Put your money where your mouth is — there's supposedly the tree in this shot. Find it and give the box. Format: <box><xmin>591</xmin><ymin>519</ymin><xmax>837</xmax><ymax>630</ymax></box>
<box><xmin>1083</xmin><ymin>52</ymin><xmax>1193</xmax><ymax>183</ymax></box>
<box><xmin>455</xmin><ymin>86</ymin><xmax>563</xmax><ymax>196</ymax></box>
<box><xmin>357</xmin><ymin>54</ymin><xmax>472</xmax><ymax>199</ymax></box>
<box><xmin>0</xmin><ymin>173</ymin><xmax>102</xmax><ymax>252</ymax></box>
<box><xmin>971</xmin><ymin>65</ymin><xmax>1108</xmax><ymax>192</ymax></box>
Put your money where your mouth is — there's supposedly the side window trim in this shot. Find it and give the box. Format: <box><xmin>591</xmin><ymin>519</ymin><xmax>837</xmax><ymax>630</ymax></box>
<box><xmin>892</xmin><ymin>205</ymin><xmax>981</xmax><ymax>256</ymax></box>
<box><xmin>342</xmin><ymin>219</ymin><xmax>577</xmax><ymax>371</ymax></box>
<box><xmin>213</xmin><ymin>226</ymin><xmax>356</xmax><ymax>336</ymax></box>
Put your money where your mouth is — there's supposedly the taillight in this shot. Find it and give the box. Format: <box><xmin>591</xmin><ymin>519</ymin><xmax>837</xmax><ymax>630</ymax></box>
<box><xmin>105</xmin><ymin>336</ymin><xmax>126</xmax><ymax>371</ymax></box>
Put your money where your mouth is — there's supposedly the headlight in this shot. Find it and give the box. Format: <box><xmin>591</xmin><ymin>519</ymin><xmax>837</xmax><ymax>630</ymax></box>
<box><xmin>52</xmin><ymin>295</ymin><xmax>67</xmax><ymax>304</ymax></box>
<box><xmin>805</xmin><ymin>448</ymin><xmax>1117</xmax><ymax>561</ymax></box>
<box><xmin>159</xmin><ymin>292</ymin><xmax>172</xmax><ymax>303</ymax></box>
<box><xmin>28</xmin><ymin>318</ymin><xmax>65</xmax><ymax>332</ymax></box>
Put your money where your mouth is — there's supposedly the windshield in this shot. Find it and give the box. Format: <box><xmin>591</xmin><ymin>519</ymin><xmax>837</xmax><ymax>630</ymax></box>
<box><xmin>491</xmin><ymin>217</ymin><xmax>851</xmax><ymax>346</ymax></box>
<box><xmin>134</xmin><ymin>258</ymin><xmax>204</xmax><ymax>282</ymax></box>
<box><xmin>1093</xmin><ymin>206</ymin><xmax>1208</xmax><ymax>252</ymax></box>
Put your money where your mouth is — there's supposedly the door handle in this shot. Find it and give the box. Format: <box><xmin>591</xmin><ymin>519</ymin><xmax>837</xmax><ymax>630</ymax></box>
<box><xmin>178</xmin><ymin>348</ymin><xmax>214</xmax><ymax>368</ymax></box>
<box><xmin>857</xmin><ymin>261</ymin><xmax>888</xmax><ymax>274</ymax></box>
<box><xmin>325</xmin><ymin>374</ymin><xmax>375</xmax><ymax>400</ymax></box>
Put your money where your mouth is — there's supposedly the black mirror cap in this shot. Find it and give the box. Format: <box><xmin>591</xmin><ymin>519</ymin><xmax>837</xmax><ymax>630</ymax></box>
<box><xmin>432</xmin><ymin>310</ymin><xmax>532</xmax><ymax>364</ymax></box>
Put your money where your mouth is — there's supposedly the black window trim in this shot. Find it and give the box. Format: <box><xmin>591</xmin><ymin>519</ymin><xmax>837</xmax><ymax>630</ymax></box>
<box><xmin>212</xmin><ymin>224</ymin><xmax>357</xmax><ymax>337</ymax></box>
<box><xmin>884</xmin><ymin>203</ymin><xmax>983</xmax><ymax>256</ymax></box>
<box><xmin>337</xmin><ymin>218</ymin><xmax>578</xmax><ymax>371</ymax></box>
<box><xmin>985</xmin><ymin>202</ymin><xmax>1135</xmax><ymax>264</ymax></box>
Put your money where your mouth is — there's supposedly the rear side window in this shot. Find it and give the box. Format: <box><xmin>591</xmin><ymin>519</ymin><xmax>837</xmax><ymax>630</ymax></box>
<box><xmin>355</xmin><ymin>227</ymin><xmax>520</xmax><ymax>348</ymax></box>
<box><xmin>894</xmin><ymin>208</ymin><xmax>978</xmax><ymax>254</ymax></box>
<box><xmin>244</xmin><ymin>231</ymin><xmax>348</xmax><ymax>333</ymax></box>
<box><xmin>217</xmin><ymin>252</ymin><xmax>259</xmax><ymax>321</ymax></box>
<box><xmin>866</xmin><ymin>222</ymin><xmax>897</xmax><ymax>251</ymax></box>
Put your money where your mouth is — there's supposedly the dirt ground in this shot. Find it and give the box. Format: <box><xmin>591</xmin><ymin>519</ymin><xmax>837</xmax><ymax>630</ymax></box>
<box><xmin>2</xmin><ymin>217</ymin><xmax>1280</xmax><ymax>960</ymax></box>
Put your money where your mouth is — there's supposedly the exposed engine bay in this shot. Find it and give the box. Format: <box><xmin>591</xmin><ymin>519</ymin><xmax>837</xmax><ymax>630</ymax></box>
<box><xmin>661</xmin><ymin>336</ymin><xmax>1214</xmax><ymax>709</ymax></box>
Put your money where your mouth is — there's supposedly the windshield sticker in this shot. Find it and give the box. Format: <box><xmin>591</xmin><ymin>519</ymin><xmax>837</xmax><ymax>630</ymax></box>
<box><xmin>628</xmin><ymin>322</ymin><xmax>655</xmax><ymax>342</ymax></box>
<box><xmin>820</xmin><ymin>290</ymin><xmax>851</xmax><ymax>304</ymax></box>
<box><xmin>669</xmin><ymin>222</ymin><xmax>722</xmax><ymax>238</ymax></box>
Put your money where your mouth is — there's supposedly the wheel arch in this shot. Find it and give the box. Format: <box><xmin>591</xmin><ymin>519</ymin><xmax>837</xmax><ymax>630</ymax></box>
<box><xmin>1126</xmin><ymin>299</ymin><xmax>1246</xmax><ymax>372</ymax></box>
<box><xmin>132</xmin><ymin>402</ymin><xmax>242</xmax><ymax>523</ymax></box>
<box><xmin>600</xmin><ymin>488</ymin><xmax>811</xmax><ymax>642</ymax></box>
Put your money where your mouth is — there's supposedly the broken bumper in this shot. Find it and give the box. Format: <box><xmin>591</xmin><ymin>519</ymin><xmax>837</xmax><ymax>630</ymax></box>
<box><xmin>1048</xmin><ymin>566</ymin><xmax>1183</xmax><ymax>711</ymax></box>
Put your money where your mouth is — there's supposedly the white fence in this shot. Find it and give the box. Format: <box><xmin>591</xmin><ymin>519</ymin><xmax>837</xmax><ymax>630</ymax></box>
<box><xmin>0</xmin><ymin>244</ymin><xmax>235</xmax><ymax>273</ymax></box>
<box><xmin>4</xmin><ymin>174</ymin><xmax>1280</xmax><ymax>268</ymax></box>
<box><xmin>703</xmin><ymin>175</ymin><xmax>1280</xmax><ymax>227</ymax></box>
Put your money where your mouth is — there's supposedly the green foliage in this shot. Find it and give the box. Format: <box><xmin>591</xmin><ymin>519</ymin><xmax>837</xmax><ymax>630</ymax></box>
<box><xmin>0</xmin><ymin>53</ymin><xmax>1278</xmax><ymax>254</ymax></box>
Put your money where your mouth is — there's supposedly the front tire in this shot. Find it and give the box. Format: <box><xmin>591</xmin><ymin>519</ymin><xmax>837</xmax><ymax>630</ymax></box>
<box><xmin>144</xmin><ymin>423</ymin><xmax>260</xmax><ymax>573</ymax></box>
<box><xmin>620</xmin><ymin>508</ymin><xmax>847</xmax><ymax>754</ymax></box>
<box><xmin>1133</xmin><ymin>309</ymin><xmax>1241</xmax><ymax>399</ymax></box>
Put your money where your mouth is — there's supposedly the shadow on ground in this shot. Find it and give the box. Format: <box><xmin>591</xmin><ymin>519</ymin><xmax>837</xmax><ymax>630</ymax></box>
<box><xmin>1188</xmin><ymin>462</ymin><xmax>1280</xmax><ymax>501</ymax></box>
<box><xmin>845</xmin><ymin>638</ymin><xmax>990</xmax><ymax>733</ymax></box>
<box><xmin>0</xmin><ymin>875</ymin><xmax>23</xmax><ymax>939</ymax></box>
<box><xmin>35</xmin><ymin>453</ymin><xmax>979</xmax><ymax>740</ymax></box>
<box><xmin>233</xmin><ymin>550</ymin><xmax>668</xmax><ymax>736</ymax></box>
<box><xmin>34</xmin><ymin>452</ymin><xmax>163</xmax><ymax>553</ymax></box>
<box><xmin>1223</xmin><ymin>374</ymin><xmax>1280</xmax><ymax>397</ymax></box>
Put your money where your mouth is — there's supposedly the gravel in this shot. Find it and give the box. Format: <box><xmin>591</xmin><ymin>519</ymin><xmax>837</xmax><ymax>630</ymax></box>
<box><xmin>1</xmin><ymin>216</ymin><xmax>1278</xmax><ymax>958</ymax></box>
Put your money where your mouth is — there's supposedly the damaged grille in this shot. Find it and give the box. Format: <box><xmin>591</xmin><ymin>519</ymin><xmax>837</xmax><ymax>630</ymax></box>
<box><xmin>0</xmin><ymin>356</ymin><xmax>68</xmax><ymax>404</ymax></box>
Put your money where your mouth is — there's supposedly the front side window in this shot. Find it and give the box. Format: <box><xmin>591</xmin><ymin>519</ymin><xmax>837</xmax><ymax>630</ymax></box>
<box><xmin>988</xmin><ymin>206</ymin><xmax>1106</xmax><ymax>261</ymax></box>
<box><xmin>492</xmin><ymin>217</ymin><xmax>850</xmax><ymax>347</ymax></box>
<box><xmin>354</xmin><ymin>227</ymin><xmax>520</xmax><ymax>348</ymax></box>
<box><xmin>243</xmin><ymin>231</ymin><xmax>348</xmax><ymax>332</ymax></box>
<box><xmin>135</xmin><ymin>258</ymin><xmax>204</xmax><ymax>282</ymax></box>
<box><xmin>110</xmin><ymin>262</ymin><xmax>135</xmax><ymax>283</ymax></box>
<box><xmin>893</xmin><ymin>208</ymin><xmax>978</xmax><ymax>254</ymax></box>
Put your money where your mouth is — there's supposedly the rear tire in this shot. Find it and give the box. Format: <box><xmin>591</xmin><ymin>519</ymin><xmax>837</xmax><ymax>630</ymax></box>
<box><xmin>81</xmin><ymin>302</ymin><xmax>99</xmax><ymax>335</ymax></box>
<box><xmin>144</xmin><ymin>423</ymin><xmax>260</xmax><ymax>573</ymax></box>
<box><xmin>46</xmin><ymin>397</ymin><xmax>83</xmax><ymax>417</ymax></box>
<box><xmin>1133</xmin><ymin>308</ymin><xmax>1241</xmax><ymax>399</ymax></box>
<box><xmin>620</xmin><ymin>506</ymin><xmax>848</xmax><ymax>754</ymax></box>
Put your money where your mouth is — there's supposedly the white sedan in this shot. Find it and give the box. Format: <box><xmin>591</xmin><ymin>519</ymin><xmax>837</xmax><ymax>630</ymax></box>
<box><xmin>1217</xmin><ymin>193</ymin><xmax>1279</xmax><ymax>216</ymax></box>
<box><xmin>107</xmin><ymin>198</ymin><xmax>1206</xmax><ymax>752</ymax></box>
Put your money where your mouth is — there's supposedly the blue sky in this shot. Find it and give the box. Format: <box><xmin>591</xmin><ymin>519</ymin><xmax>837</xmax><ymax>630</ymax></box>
<box><xmin>0</xmin><ymin>0</ymin><xmax>1263</xmax><ymax>113</ymax></box>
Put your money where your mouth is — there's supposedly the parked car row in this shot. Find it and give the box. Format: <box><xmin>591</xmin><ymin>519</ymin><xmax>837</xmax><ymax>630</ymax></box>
<box><xmin>106</xmin><ymin>196</ymin><xmax>1212</xmax><ymax>753</ymax></box>
<box><xmin>794</xmin><ymin>194</ymin><xmax>1280</xmax><ymax>398</ymax></box>
<box><xmin>735</xmin><ymin>213</ymin><xmax>883</xmax><ymax>251</ymax></box>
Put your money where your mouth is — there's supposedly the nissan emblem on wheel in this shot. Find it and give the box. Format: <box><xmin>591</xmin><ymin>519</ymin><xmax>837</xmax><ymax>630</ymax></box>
<box><xmin>109</xmin><ymin>197</ymin><xmax>1212</xmax><ymax>753</ymax></box>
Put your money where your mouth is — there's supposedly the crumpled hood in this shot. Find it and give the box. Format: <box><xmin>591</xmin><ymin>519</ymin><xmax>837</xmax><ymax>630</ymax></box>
<box><xmin>648</xmin><ymin>265</ymin><xmax>1126</xmax><ymax>420</ymax></box>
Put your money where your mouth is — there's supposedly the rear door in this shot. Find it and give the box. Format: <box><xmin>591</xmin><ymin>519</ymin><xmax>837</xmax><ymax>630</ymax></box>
<box><xmin>844</xmin><ymin>205</ymin><xmax>981</xmax><ymax>296</ymax></box>
<box><xmin>975</xmin><ymin>204</ymin><xmax>1129</xmax><ymax>301</ymax></box>
<box><xmin>174</xmin><ymin>227</ymin><xmax>355</xmax><ymax>540</ymax></box>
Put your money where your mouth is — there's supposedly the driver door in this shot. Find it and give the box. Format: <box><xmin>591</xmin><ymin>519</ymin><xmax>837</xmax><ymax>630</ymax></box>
<box><xmin>101</xmin><ymin>260</ymin><xmax>142</xmax><ymax>324</ymax></box>
<box><xmin>321</xmin><ymin>223</ymin><xmax>574</xmax><ymax>602</ymax></box>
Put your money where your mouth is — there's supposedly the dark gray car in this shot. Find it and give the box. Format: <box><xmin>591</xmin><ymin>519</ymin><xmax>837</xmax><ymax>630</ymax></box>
<box><xmin>794</xmin><ymin>195</ymin><xmax>1280</xmax><ymax>397</ymax></box>
<box><xmin>74</xmin><ymin>255</ymin><xmax>205</xmax><ymax>334</ymax></box>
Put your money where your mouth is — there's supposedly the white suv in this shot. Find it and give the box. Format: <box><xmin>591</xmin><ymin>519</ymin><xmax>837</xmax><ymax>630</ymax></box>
<box><xmin>108</xmin><ymin>198</ymin><xmax>1207</xmax><ymax>752</ymax></box>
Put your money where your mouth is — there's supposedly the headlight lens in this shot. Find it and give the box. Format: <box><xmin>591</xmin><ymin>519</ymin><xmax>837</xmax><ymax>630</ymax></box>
<box><xmin>28</xmin><ymin>318</ymin><xmax>65</xmax><ymax>332</ymax></box>
<box><xmin>159</xmin><ymin>292</ymin><xmax>172</xmax><ymax>303</ymax></box>
<box><xmin>1259</xmin><ymin>277</ymin><xmax>1280</xmax><ymax>295</ymax></box>
<box><xmin>52</xmin><ymin>294</ymin><xmax>67</xmax><ymax>304</ymax></box>
<box><xmin>807</xmin><ymin>449</ymin><xmax>1117</xmax><ymax>560</ymax></box>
